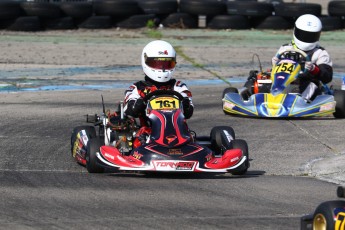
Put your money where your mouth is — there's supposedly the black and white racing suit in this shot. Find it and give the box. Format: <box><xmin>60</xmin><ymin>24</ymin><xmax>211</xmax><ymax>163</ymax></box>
<box><xmin>123</xmin><ymin>76</ymin><xmax>194</xmax><ymax>123</ymax></box>
<box><xmin>275</xmin><ymin>43</ymin><xmax>333</xmax><ymax>100</ymax></box>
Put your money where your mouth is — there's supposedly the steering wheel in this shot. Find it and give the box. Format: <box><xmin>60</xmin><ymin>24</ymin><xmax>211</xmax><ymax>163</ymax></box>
<box><xmin>143</xmin><ymin>89</ymin><xmax>184</xmax><ymax>103</ymax></box>
<box><xmin>275</xmin><ymin>48</ymin><xmax>310</xmax><ymax>72</ymax></box>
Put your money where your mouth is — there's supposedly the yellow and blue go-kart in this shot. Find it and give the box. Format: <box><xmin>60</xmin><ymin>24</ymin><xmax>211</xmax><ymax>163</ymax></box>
<box><xmin>222</xmin><ymin>48</ymin><xmax>345</xmax><ymax>118</ymax></box>
<box><xmin>301</xmin><ymin>186</ymin><xmax>345</xmax><ymax>230</ymax></box>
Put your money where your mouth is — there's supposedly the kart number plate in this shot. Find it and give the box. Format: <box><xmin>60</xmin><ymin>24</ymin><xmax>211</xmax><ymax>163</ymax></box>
<box><xmin>273</xmin><ymin>62</ymin><xmax>295</xmax><ymax>74</ymax></box>
<box><xmin>150</xmin><ymin>97</ymin><xmax>179</xmax><ymax>110</ymax></box>
<box><xmin>335</xmin><ymin>212</ymin><xmax>345</xmax><ymax>230</ymax></box>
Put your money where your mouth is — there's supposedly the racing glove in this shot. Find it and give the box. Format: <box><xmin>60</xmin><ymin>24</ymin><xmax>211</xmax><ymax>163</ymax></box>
<box><xmin>272</xmin><ymin>56</ymin><xmax>279</xmax><ymax>66</ymax></box>
<box><xmin>125</xmin><ymin>98</ymin><xmax>146</xmax><ymax>118</ymax></box>
<box><xmin>182</xmin><ymin>97</ymin><xmax>193</xmax><ymax>119</ymax></box>
<box><xmin>305</xmin><ymin>61</ymin><xmax>320</xmax><ymax>75</ymax></box>
<box><xmin>132</xmin><ymin>98</ymin><xmax>146</xmax><ymax>115</ymax></box>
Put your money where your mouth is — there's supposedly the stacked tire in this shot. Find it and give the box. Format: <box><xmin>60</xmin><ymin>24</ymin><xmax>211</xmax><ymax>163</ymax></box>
<box><xmin>0</xmin><ymin>0</ymin><xmax>344</xmax><ymax>31</ymax></box>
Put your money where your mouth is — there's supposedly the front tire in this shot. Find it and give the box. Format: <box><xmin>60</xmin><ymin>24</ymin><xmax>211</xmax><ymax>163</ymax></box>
<box><xmin>230</xmin><ymin>139</ymin><xmax>249</xmax><ymax>175</ymax></box>
<box><xmin>313</xmin><ymin>200</ymin><xmax>345</xmax><ymax>230</ymax></box>
<box><xmin>333</xmin><ymin>89</ymin><xmax>345</xmax><ymax>118</ymax></box>
<box><xmin>222</xmin><ymin>87</ymin><xmax>239</xmax><ymax>98</ymax></box>
<box><xmin>86</xmin><ymin>138</ymin><xmax>105</xmax><ymax>173</ymax></box>
<box><xmin>210</xmin><ymin>126</ymin><xmax>236</xmax><ymax>155</ymax></box>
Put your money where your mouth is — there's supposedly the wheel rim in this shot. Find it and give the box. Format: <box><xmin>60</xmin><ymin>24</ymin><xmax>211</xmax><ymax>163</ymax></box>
<box><xmin>313</xmin><ymin>213</ymin><xmax>327</xmax><ymax>230</ymax></box>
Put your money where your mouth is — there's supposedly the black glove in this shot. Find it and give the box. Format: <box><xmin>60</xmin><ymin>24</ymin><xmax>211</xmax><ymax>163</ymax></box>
<box><xmin>248</xmin><ymin>70</ymin><xmax>258</xmax><ymax>80</ymax></box>
<box><xmin>132</xmin><ymin>98</ymin><xmax>146</xmax><ymax>115</ymax></box>
<box><xmin>298</xmin><ymin>72</ymin><xmax>313</xmax><ymax>81</ymax></box>
<box><xmin>182</xmin><ymin>98</ymin><xmax>193</xmax><ymax>119</ymax></box>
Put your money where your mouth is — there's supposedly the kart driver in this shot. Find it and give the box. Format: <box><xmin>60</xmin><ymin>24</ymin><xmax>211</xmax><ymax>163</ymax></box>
<box><xmin>272</xmin><ymin>14</ymin><xmax>333</xmax><ymax>101</ymax></box>
<box><xmin>123</xmin><ymin>40</ymin><xmax>194</xmax><ymax>147</ymax></box>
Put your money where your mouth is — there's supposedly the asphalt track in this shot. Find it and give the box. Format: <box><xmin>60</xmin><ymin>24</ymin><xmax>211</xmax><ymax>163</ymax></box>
<box><xmin>1</xmin><ymin>29</ymin><xmax>345</xmax><ymax>229</ymax></box>
<box><xmin>0</xmin><ymin>85</ymin><xmax>342</xmax><ymax>230</ymax></box>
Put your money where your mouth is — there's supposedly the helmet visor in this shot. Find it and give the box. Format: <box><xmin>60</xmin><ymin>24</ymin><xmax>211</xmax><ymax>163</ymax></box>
<box><xmin>294</xmin><ymin>27</ymin><xmax>320</xmax><ymax>43</ymax></box>
<box><xmin>145</xmin><ymin>57</ymin><xmax>176</xmax><ymax>70</ymax></box>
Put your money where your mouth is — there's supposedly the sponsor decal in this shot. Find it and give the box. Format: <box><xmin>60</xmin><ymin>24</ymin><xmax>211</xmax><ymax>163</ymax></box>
<box><xmin>231</xmin><ymin>156</ymin><xmax>239</xmax><ymax>163</ymax></box>
<box><xmin>104</xmin><ymin>153</ymin><xmax>115</xmax><ymax>160</ymax></box>
<box><xmin>154</xmin><ymin>161</ymin><xmax>195</xmax><ymax>171</ymax></box>
<box><xmin>205</xmin><ymin>153</ymin><xmax>212</xmax><ymax>162</ymax></box>
<box><xmin>166</xmin><ymin>135</ymin><xmax>177</xmax><ymax>144</ymax></box>
<box><xmin>168</xmin><ymin>149</ymin><xmax>183</xmax><ymax>155</ymax></box>
<box><xmin>132</xmin><ymin>151</ymin><xmax>143</xmax><ymax>160</ymax></box>
<box><xmin>143</xmin><ymin>88</ymin><xmax>151</xmax><ymax>95</ymax></box>
<box><xmin>320</xmin><ymin>102</ymin><xmax>335</xmax><ymax>112</ymax></box>
<box><xmin>158</xmin><ymin>50</ymin><xmax>168</xmax><ymax>55</ymax></box>
<box><xmin>80</xmin><ymin>130</ymin><xmax>89</xmax><ymax>145</ymax></box>
<box><xmin>223</xmin><ymin>130</ymin><xmax>233</xmax><ymax>143</ymax></box>
<box><xmin>277</xmin><ymin>75</ymin><xmax>285</xmax><ymax>80</ymax></box>
<box><xmin>224</xmin><ymin>101</ymin><xmax>235</xmax><ymax>109</ymax></box>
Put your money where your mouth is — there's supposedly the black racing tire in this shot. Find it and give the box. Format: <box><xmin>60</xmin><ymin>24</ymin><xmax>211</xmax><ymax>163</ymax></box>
<box><xmin>20</xmin><ymin>2</ymin><xmax>62</xmax><ymax>19</ymax></box>
<box><xmin>137</xmin><ymin>0</ymin><xmax>178</xmax><ymax>15</ymax></box>
<box><xmin>0</xmin><ymin>19</ymin><xmax>15</xmax><ymax>29</ymax></box>
<box><xmin>226</xmin><ymin>2</ymin><xmax>274</xmax><ymax>17</ymax></box>
<box><xmin>320</xmin><ymin>16</ymin><xmax>344</xmax><ymax>31</ymax></box>
<box><xmin>333</xmin><ymin>89</ymin><xmax>345</xmax><ymax>118</ymax></box>
<box><xmin>78</xmin><ymin>16</ymin><xmax>113</xmax><ymax>29</ymax></box>
<box><xmin>7</xmin><ymin>16</ymin><xmax>42</xmax><ymax>31</ymax></box>
<box><xmin>93</xmin><ymin>0</ymin><xmax>142</xmax><ymax>17</ymax></box>
<box><xmin>0</xmin><ymin>1</ymin><xmax>23</xmax><ymax>20</ymax></box>
<box><xmin>59</xmin><ymin>2</ymin><xmax>93</xmax><ymax>19</ymax></box>
<box><xmin>161</xmin><ymin>12</ymin><xmax>198</xmax><ymax>29</ymax></box>
<box><xmin>230</xmin><ymin>139</ymin><xmax>249</xmax><ymax>175</ymax></box>
<box><xmin>179</xmin><ymin>0</ymin><xmax>227</xmax><ymax>16</ymax></box>
<box><xmin>274</xmin><ymin>3</ymin><xmax>322</xmax><ymax>18</ymax></box>
<box><xmin>337</xmin><ymin>186</ymin><xmax>345</xmax><ymax>198</ymax></box>
<box><xmin>116</xmin><ymin>14</ymin><xmax>157</xmax><ymax>29</ymax></box>
<box><xmin>208</xmin><ymin>15</ymin><xmax>251</xmax><ymax>30</ymax></box>
<box><xmin>313</xmin><ymin>200</ymin><xmax>345</xmax><ymax>230</ymax></box>
<box><xmin>255</xmin><ymin>15</ymin><xmax>293</xmax><ymax>30</ymax></box>
<box><xmin>210</xmin><ymin>126</ymin><xmax>236</xmax><ymax>154</ymax></box>
<box><xmin>43</xmin><ymin>16</ymin><xmax>76</xmax><ymax>30</ymax></box>
<box><xmin>71</xmin><ymin>125</ymin><xmax>97</xmax><ymax>158</ymax></box>
<box><xmin>222</xmin><ymin>87</ymin><xmax>239</xmax><ymax>98</ymax></box>
<box><xmin>328</xmin><ymin>0</ymin><xmax>345</xmax><ymax>17</ymax></box>
<box><xmin>86</xmin><ymin>138</ymin><xmax>105</xmax><ymax>173</ymax></box>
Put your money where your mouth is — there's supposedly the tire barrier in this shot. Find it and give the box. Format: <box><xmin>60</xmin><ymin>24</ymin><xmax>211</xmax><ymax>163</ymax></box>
<box><xmin>0</xmin><ymin>0</ymin><xmax>344</xmax><ymax>31</ymax></box>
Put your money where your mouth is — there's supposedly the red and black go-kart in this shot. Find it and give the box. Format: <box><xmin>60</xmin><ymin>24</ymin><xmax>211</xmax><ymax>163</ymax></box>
<box><xmin>71</xmin><ymin>90</ymin><xmax>250</xmax><ymax>174</ymax></box>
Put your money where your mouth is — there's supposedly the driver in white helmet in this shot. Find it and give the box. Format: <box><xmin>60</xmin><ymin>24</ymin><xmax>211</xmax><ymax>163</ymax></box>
<box><xmin>123</xmin><ymin>40</ymin><xmax>194</xmax><ymax>146</ymax></box>
<box><xmin>272</xmin><ymin>14</ymin><xmax>333</xmax><ymax>101</ymax></box>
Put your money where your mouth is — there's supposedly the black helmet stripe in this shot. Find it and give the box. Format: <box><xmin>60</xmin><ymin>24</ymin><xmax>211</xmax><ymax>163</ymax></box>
<box><xmin>294</xmin><ymin>27</ymin><xmax>320</xmax><ymax>43</ymax></box>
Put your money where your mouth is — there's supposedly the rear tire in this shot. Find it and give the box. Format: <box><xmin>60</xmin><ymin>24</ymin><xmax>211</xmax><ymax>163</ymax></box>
<box><xmin>71</xmin><ymin>125</ymin><xmax>96</xmax><ymax>158</ymax></box>
<box><xmin>222</xmin><ymin>87</ymin><xmax>238</xmax><ymax>98</ymax></box>
<box><xmin>86</xmin><ymin>138</ymin><xmax>105</xmax><ymax>173</ymax></box>
<box><xmin>210</xmin><ymin>126</ymin><xmax>235</xmax><ymax>154</ymax></box>
<box><xmin>313</xmin><ymin>200</ymin><xmax>345</xmax><ymax>230</ymax></box>
<box><xmin>230</xmin><ymin>139</ymin><xmax>249</xmax><ymax>175</ymax></box>
<box><xmin>333</xmin><ymin>89</ymin><xmax>345</xmax><ymax>118</ymax></box>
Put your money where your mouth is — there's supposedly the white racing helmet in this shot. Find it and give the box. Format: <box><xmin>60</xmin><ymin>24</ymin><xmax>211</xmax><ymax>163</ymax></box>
<box><xmin>142</xmin><ymin>40</ymin><xmax>176</xmax><ymax>83</ymax></box>
<box><xmin>293</xmin><ymin>14</ymin><xmax>322</xmax><ymax>51</ymax></box>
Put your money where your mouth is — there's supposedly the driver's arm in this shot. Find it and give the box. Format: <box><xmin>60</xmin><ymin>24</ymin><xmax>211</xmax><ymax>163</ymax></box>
<box><xmin>173</xmin><ymin>81</ymin><xmax>194</xmax><ymax>119</ymax></box>
<box><xmin>313</xmin><ymin>50</ymin><xmax>333</xmax><ymax>84</ymax></box>
<box><xmin>124</xmin><ymin>85</ymin><xmax>145</xmax><ymax>118</ymax></box>
<box><xmin>182</xmin><ymin>97</ymin><xmax>193</xmax><ymax>119</ymax></box>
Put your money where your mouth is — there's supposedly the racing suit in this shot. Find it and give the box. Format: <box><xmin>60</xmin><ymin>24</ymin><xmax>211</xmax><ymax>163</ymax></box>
<box><xmin>275</xmin><ymin>42</ymin><xmax>333</xmax><ymax>101</ymax></box>
<box><xmin>123</xmin><ymin>76</ymin><xmax>194</xmax><ymax>147</ymax></box>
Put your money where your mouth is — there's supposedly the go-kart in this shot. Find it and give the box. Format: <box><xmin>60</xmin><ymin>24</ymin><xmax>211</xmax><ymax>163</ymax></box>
<box><xmin>222</xmin><ymin>48</ymin><xmax>345</xmax><ymax>118</ymax></box>
<box><xmin>71</xmin><ymin>90</ymin><xmax>250</xmax><ymax>174</ymax></box>
<box><xmin>301</xmin><ymin>186</ymin><xmax>345</xmax><ymax>230</ymax></box>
